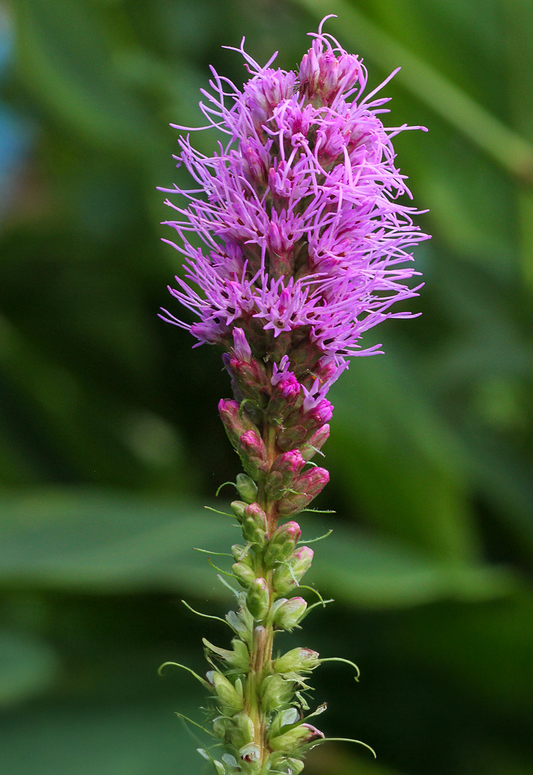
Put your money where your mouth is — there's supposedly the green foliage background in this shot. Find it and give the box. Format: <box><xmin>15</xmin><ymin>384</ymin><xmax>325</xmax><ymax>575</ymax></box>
<box><xmin>0</xmin><ymin>0</ymin><xmax>532</xmax><ymax>773</ymax></box>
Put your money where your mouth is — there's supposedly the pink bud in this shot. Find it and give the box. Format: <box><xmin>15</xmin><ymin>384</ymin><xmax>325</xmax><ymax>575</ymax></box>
<box><xmin>278</xmin><ymin>467</ymin><xmax>330</xmax><ymax>516</ymax></box>
<box><xmin>303</xmin><ymin>398</ymin><xmax>334</xmax><ymax>426</ymax></box>
<box><xmin>232</xmin><ymin>328</ymin><xmax>252</xmax><ymax>362</ymax></box>
<box><xmin>265</xmin><ymin>449</ymin><xmax>306</xmax><ymax>499</ymax></box>
<box><xmin>272</xmin><ymin>449</ymin><xmax>305</xmax><ymax>475</ymax></box>
<box><xmin>301</xmin><ymin>424</ymin><xmax>330</xmax><ymax>462</ymax></box>
<box><xmin>218</xmin><ymin>399</ymin><xmax>259</xmax><ymax>449</ymax></box>
<box><xmin>264</xmin><ymin>520</ymin><xmax>302</xmax><ymax>567</ymax></box>
<box><xmin>267</xmin><ymin>371</ymin><xmax>302</xmax><ymax>421</ymax></box>
<box><xmin>272</xmin><ymin>596</ymin><xmax>307</xmax><ymax>631</ymax></box>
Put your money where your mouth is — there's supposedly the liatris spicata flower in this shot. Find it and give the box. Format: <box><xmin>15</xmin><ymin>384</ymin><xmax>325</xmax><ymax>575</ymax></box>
<box><xmin>159</xmin><ymin>17</ymin><xmax>428</xmax><ymax>775</ymax></box>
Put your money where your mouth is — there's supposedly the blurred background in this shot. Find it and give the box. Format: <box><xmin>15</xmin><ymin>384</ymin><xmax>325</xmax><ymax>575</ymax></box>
<box><xmin>0</xmin><ymin>0</ymin><xmax>532</xmax><ymax>773</ymax></box>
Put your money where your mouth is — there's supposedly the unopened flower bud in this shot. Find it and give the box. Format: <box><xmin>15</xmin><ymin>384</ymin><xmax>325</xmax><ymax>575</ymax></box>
<box><xmin>231</xmin><ymin>544</ymin><xmax>250</xmax><ymax>562</ymax></box>
<box><xmin>314</xmin><ymin>356</ymin><xmax>338</xmax><ymax>383</ymax></box>
<box><xmin>230</xmin><ymin>500</ymin><xmax>248</xmax><ymax>521</ymax></box>
<box><xmin>269</xmin><ymin>723</ymin><xmax>324</xmax><ymax>753</ymax></box>
<box><xmin>278</xmin><ymin>467</ymin><xmax>330</xmax><ymax>516</ymax></box>
<box><xmin>300</xmin><ymin>424</ymin><xmax>330</xmax><ymax>462</ymax></box>
<box><xmin>264</xmin><ymin>521</ymin><xmax>301</xmax><ymax>567</ymax></box>
<box><xmin>272</xmin><ymin>597</ymin><xmax>307</xmax><ymax>631</ymax></box>
<box><xmin>268</xmin><ymin>370</ymin><xmax>302</xmax><ymax>421</ymax></box>
<box><xmin>212</xmin><ymin>715</ymin><xmax>231</xmax><ymax>740</ymax></box>
<box><xmin>246</xmin><ymin>577</ymin><xmax>270</xmax><ymax>621</ymax></box>
<box><xmin>266</xmin><ymin>372</ymin><xmax>302</xmax><ymax>421</ymax></box>
<box><xmin>301</xmin><ymin>398</ymin><xmax>333</xmax><ymax>430</ymax></box>
<box><xmin>232</xmin><ymin>328</ymin><xmax>252</xmax><ymax>361</ymax></box>
<box><xmin>241</xmin><ymin>140</ymin><xmax>269</xmax><ymax>187</ymax></box>
<box><xmin>274</xmin><ymin>647</ymin><xmax>320</xmax><ymax>674</ymax></box>
<box><xmin>299</xmin><ymin>46</ymin><xmax>320</xmax><ymax>98</ymax></box>
<box><xmin>241</xmin><ymin>502</ymin><xmax>268</xmax><ymax>547</ymax></box>
<box><xmin>238</xmin><ymin>429</ymin><xmax>269</xmax><ymax>479</ymax></box>
<box><xmin>218</xmin><ymin>399</ymin><xmax>259</xmax><ymax>450</ymax></box>
<box><xmin>211</xmin><ymin>671</ymin><xmax>243</xmax><ymax>711</ymax></box>
<box><xmin>277</xmin><ymin>424</ymin><xmax>308</xmax><ymax>451</ymax></box>
<box><xmin>233</xmin><ymin>561</ymin><xmax>256</xmax><ymax>588</ymax></box>
<box><xmin>265</xmin><ymin>450</ymin><xmax>305</xmax><ymax>498</ymax></box>
<box><xmin>228</xmin><ymin>355</ymin><xmax>268</xmax><ymax>405</ymax></box>
<box><xmin>228</xmin><ymin>711</ymin><xmax>255</xmax><ymax>748</ymax></box>
<box><xmin>273</xmin><ymin>547</ymin><xmax>314</xmax><ymax>595</ymax></box>
<box><xmin>236</xmin><ymin>473</ymin><xmax>258</xmax><ymax>503</ymax></box>
<box><xmin>261</xmin><ymin>673</ymin><xmax>294</xmax><ymax>713</ymax></box>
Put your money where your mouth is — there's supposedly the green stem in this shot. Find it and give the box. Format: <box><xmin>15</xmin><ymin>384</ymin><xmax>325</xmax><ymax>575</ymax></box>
<box><xmin>244</xmin><ymin>417</ymin><xmax>280</xmax><ymax>768</ymax></box>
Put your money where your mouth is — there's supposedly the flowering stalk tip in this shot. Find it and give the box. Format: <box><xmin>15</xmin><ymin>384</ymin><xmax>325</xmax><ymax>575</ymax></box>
<box><xmin>161</xmin><ymin>17</ymin><xmax>427</xmax><ymax>774</ymax></box>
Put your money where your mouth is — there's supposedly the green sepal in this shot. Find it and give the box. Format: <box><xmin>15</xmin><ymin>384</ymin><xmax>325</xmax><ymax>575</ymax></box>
<box><xmin>227</xmin><ymin>711</ymin><xmax>255</xmax><ymax>749</ymax></box>
<box><xmin>246</xmin><ymin>577</ymin><xmax>270</xmax><ymax>621</ymax></box>
<box><xmin>263</xmin><ymin>521</ymin><xmax>301</xmax><ymax>568</ymax></box>
<box><xmin>260</xmin><ymin>674</ymin><xmax>294</xmax><ymax>714</ymax></box>
<box><xmin>202</xmin><ymin>637</ymin><xmax>249</xmax><ymax>672</ymax></box>
<box><xmin>232</xmin><ymin>561</ymin><xmax>256</xmax><ymax>588</ymax></box>
<box><xmin>210</xmin><ymin>671</ymin><xmax>244</xmax><ymax>712</ymax></box>
<box><xmin>274</xmin><ymin>647</ymin><xmax>320</xmax><ymax>674</ymax></box>
<box><xmin>272</xmin><ymin>597</ymin><xmax>307</xmax><ymax>632</ymax></box>
<box><xmin>236</xmin><ymin>473</ymin><xmax>258</xmax><ymax>503</ymax></box>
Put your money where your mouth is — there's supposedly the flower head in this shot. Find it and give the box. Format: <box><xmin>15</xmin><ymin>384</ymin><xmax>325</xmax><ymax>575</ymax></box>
<box><xmin>161</xmin><ymin>19</ymin><xmax>427</xmax><ymax>386</ymax></box>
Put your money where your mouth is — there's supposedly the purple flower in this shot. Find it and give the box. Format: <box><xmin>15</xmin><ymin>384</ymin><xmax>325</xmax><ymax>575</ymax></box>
<box><xmin>160</xmin><ymin>19</ymin><xmax>427</xmax><ymax>384</ymax></box>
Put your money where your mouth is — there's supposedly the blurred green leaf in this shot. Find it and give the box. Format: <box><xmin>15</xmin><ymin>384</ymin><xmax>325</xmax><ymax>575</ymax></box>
<box><xmin>0</xmin><ymin>628</ymin><xmax>59</xmax><ymax>707</ymax></box>
<box><xmin>328</xmin><ymin>350</ymin><xmax>477</xmax><ymax>562</ymax></box>
<box><xmin>12</xmin><ymin>0</ymin><xmax>161</xmax><ymax>160</ymax></box>
<box><xmin>0</xmin><ymin>699</ymin><xmax>204</xmax><ymax>775</ymax></box>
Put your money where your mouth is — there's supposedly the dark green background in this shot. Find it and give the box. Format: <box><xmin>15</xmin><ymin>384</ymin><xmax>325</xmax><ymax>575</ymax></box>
<box><xmin>0</xmin><ymin>1</ymin><xmax>532</xmax><ymax>773</ymax></box>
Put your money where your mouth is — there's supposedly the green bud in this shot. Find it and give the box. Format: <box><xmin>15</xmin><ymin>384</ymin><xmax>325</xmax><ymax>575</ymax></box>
<box><xmin>236</xmin><ymin>473</ymin><xmax>258</xmax><ymax>503</ymax></box>
<box><xmin>269</xmin><ymin>723</ymin><xmax>324</xmax><ymax>753</ymax></box>
<box><xmin>261</xmin><ymin>674</ymin><xmax>294</xmax><ymax>714</ymax></box>
<box><xmin>228</xmin><ymin>711</ymin><xmax>255</xmax><ymax>749</ymax></box>
<box><xmin>241</xmin><ymin>503</ymin><xmax>268</xmax><ymax>547</ymax></box>
<box><xmin>300</xmin><ymin>424</ymin><xmax>330</xmax><ymax>462</ymax></box>
<box><xmin>210</xmin><ymin>671</ymin><xmax>243</xmax><ymax>711</ymax></box>
<box><xmin>246</xmin><ymin>577</ymin><xmax>270</xmax><ymax>621</ymax></box>
<box><xmin>231</xmin><ymin>544</ymin><xmax>250</xmax><ymax>562</ymax></box>
<box><xmin>264</xmin><ymin>521</ymin><xmax>301</xmax><ymax>568</ymax></box>
<box><xmin>272</xmin><ymin>547</ymin><xmax>314</xmax><ymax>596</ymax></box>
<box><xmin>231</xmin><ymin>500</ymin><xmax>248</xmax><ymax>521</ymax></box>
<box><xmin>232</xmin><ymin>561</ymin><xmax>256</xmax><ymax>588</ymax></box>
<box><xmin>212</xmin><ymin>715</ymin><xmax>231</xmax><ymax>740</ymax></box>
<box><xmin>272</xmin><ymin>597</ymin><xmax>307</xmax><ymax>632</ymax></box>
<box><xmin>274</xmin><ymin>647</ymin><xmax>320</xmax><ymax>674</ymax></box>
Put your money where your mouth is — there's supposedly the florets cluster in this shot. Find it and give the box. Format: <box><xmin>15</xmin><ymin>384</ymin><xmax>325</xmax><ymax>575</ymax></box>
<box><xmin>161</xmin><ymin>23</ymin><xmax>427</xmax><ymax>381</ymax></box>
<box><xmin>161</xmin><ymin>19</ymin><xmax>426</xmax><ymax>775</ymax></box>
